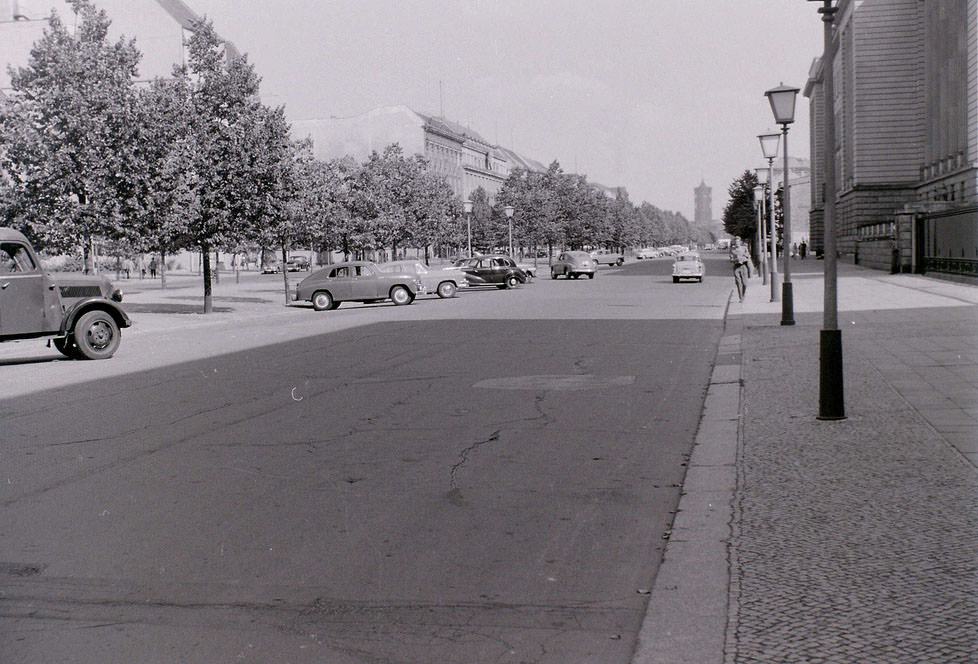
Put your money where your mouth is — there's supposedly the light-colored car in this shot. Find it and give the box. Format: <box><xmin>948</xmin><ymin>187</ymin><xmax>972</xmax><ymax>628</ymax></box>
<box><xmin>635</xmin><ymin>247</ymin><xmax>659</xmax><ymax>259</ymax></box>
<box><xmin>379</xmin><ymin>260</ymin><xmax>467</xmax><ymax>298</ymax></box>
<box><xmin>551</xmin><ymin>251</ymin><xmax>597</xmax><ymax>279</ymax></box>
<box><xmin>294</xmin><ymin>260</ymin><xmax>423</xmax><ymax>311</ymax></box>
<box><xmin>672</xmin><ymin>252</ymin><xmax>705</xmax><ymax>283</ymax></box>
<box><xmin>590</xmin><ymin>250</ymin><xmax>625</xmax><ymax>266</ymax></box>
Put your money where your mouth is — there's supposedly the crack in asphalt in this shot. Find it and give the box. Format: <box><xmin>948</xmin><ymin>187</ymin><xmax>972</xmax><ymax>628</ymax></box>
<box><xmin>449</xmin><ymin>429</ymin><xmax>501</xmax><ymax>492</ymax></box>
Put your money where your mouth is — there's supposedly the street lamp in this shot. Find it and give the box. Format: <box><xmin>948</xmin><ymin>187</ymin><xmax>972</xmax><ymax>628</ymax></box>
<box><xmin>758</xmin><ymin>130</ymin><xmax>781</xmax><ymax>302</ymax></box>
<box><xmin>503</xmin><ymin>204</ymin><xmax>515</xmax><ymax>258</ymax></box>
<box><xmin>463</xmin><ymin>199</ymin><xmax>473</xmax><ymax>257</ymax></box>
<box><xmin>809</xmin><ymin>0</ymin><xmax>845</xmax><ymax>419</ymax></box>
<box><xmin>755</xmin><ymin>167</ymin><xmax>770</xmax><ymax>284</ymax></box>
<box><xmin>753</xmin><ymin>184</ymin><xmax>767</xmax><ymax>285</ymax></box>
<box><xmin>766</xmin><ymin>82</ymin><xmax>800</xmax><ymax>326</ymax></box>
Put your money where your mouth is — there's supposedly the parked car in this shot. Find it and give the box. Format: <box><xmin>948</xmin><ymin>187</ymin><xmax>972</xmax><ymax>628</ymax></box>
<box><xmin>672</xmin><ymin>252</ymin><xmax>705</xmax><ymax>283</ymax></box>
<box><xmin>294</xmin><ymin>260</ymin><xmax>423</xmax><ymax>310</ymax></box>
<box><xmin>551</xmin><ymin>251</ymin><xmax>597</xmax><ymax>279</ymax></box>
<box><xmin>0</xmin><ymin>227</ymin><xmax>131</xmax><ymax>359</ymax></box>
<box><xmin>379</xmin><ymin>260</ymin><xmax>467</xmax><ymax>298</ymax></box>
<box><xmin>285</xmin><ymin>256</ymin><xmax>310</xmax><ymax>272</ymax></box>
<box><xmin>590</xmin><ymin>250</ymin><xmax>624</xmax><ymax>266</ymax></box>
<box><xmin>635</xmin><ymin>247</ymin><xmax>659</xmax><ymax>259</ymax></box>
<box><xmin>261</xmin><ymin>262</ymin><xmax>281</xmax><ymax>274</ymax></box>
<box><xmin>457</xmin><ymin>254</ymin><xmax>528</xmax><ymax>289</ymax></box>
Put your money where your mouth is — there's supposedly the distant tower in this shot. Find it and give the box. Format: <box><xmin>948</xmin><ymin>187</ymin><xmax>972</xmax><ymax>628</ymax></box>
<box><xmin>694</xmin><ymin>179</ymin><xmax>712</xmax><ymax>225</ymax></box>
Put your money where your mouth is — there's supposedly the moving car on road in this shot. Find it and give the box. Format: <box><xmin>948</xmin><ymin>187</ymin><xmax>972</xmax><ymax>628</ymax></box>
<box><xmin>672</xmin><ymin>252</ymin><xmax>705</xmax><ymax>283</ymax></box>
<box><xmin>457</xmin><ymin>254</ymin><xmax>528</xmax><ymax>289</ymax></box>
<box><xmin>379</xmin><ymin>260</ymin><xmax>467</xmax><ymax>298</ymax></box>
<box><xmin>0</xmin><ymin>227</ymin><xmax>131</xmax><ymax>359</ymax></box>
<box><xmin>590</xmin><ymin>250</ymin><xmax>624</xmax><ymax>266</ymax></box>
<box><xmin>294</xmin><ymin>261</ymin><xmax>423</xmax><ymax>311</ymax></box>
<box><xmin>551</xmin><ymin>251</ymin><xmax>597</xmax><ymax>279</ymax></box>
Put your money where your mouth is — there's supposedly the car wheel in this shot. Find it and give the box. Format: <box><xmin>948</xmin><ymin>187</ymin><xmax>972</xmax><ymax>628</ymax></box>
<box><xmin>390</xmin><ymin>285</ymin><xmax>414</xmax><ymax>305</ymax></box>
<box><xmin>53</xmin><ymin>336</ymin><xmax>82</xmax><ymax>359</ymax></box>
<box><xmin>505</xmin><ymin>275</ymin><xmax>519</xmax><ymax>289</ymax></box>
<box><xmin>616</xmin><ymin>258</ymin><xmax>624</xmax><ymax>266</ymax></box>
<box><xmin>71</xmin><ymin>310</ymin><xmax>120</xmax><ymax>360</ymax></box>
<box><xmin>551</xmin><ymin>269</ymin><xmax>558</xmax><ymax>280</ymax></box>
<box><xmin>312</xmin><ymin>290</ymin><xmax>333</xmax><ymax>311</ymax></box>
<box><xmin>437</xmin><ymin>281</ymin><xmax>457</xmax><ymax>298</ymax></box>
<box><xmin>588</xmin><ymin>273</ymin><xmax>595</xmax><ymax>279</ymax></box>
<box><xmin>673</xmin><ymin>276</ymin><xmax>680</xmax><ymax>283</ymax></box>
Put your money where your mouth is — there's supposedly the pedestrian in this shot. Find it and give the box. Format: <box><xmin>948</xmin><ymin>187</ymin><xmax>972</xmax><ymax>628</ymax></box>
<box><xmin>729</xmin><ymin>237</ymin><xmax>750</xmax><ymax>302</ymax></box>
<box><xmin>799</xmin><ymin>240</ymin><xmax>807</xmax><ymax>260</ymax></box>
<box><xmin>122</xmin><ymin>257</ymin><xmax>134</xmax><ymax>279</ymax></box>
<box><xmin>149</xmin><ymin>256</ymin><xmax>158</xmax><ymax>278</ymax></box>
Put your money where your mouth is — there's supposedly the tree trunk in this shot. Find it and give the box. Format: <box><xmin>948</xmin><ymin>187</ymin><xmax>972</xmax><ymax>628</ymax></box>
<box><xmin>280</xmin><ymin>245</ymin><xmax>292</xmax><ymax>305</ymax></box>
<box><xmin>160</xmin><ymin>249</ymin><xmax>168</xmax><ymax>290</ymax></box>
<box><xmin>213</xmin><ymin>250</ymin><xmax>220</xmax><ymax>284</ymax></box>
<box><xmin>202</xmin><ymin>244</ymin><xmax>213</xmax><ymax>314</ymax></box>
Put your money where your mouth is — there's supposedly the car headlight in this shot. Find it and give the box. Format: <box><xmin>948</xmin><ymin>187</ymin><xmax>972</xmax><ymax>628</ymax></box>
<box><xmin>111</xmin><ymin>288</ymin><xmax>123</xmax><ymax>302</ymax></box>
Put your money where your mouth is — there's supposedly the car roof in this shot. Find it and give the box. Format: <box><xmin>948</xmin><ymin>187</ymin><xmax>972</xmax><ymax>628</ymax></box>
<box><xmin>0</xmin><ymin>227</ymin><xmax>31</xmax><ymax>244</ymax></box>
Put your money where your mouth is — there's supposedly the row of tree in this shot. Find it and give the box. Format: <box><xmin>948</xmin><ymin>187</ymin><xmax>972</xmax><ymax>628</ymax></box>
<box><xmin>0</xmin><ymin>1</ymin><xmax>707</xmax><ymax>311</ymax></box>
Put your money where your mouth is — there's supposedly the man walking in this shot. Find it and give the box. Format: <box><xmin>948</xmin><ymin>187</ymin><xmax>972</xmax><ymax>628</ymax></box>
<box><xmin>729</xmin><ymin>237</ymin><xmax>750</xmax><ymax>302</ymax></box>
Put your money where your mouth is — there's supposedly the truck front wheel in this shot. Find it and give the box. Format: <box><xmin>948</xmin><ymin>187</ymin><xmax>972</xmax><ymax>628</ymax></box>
<box><xmin>71</xmin><ymin>310</ymin><xmax>121</xmax><ymax>359</ymax></box>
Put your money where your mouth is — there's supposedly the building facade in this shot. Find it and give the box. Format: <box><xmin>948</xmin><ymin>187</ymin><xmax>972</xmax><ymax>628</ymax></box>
<box><xmin>806</xmin><ymin>0</ymin><xmax>977</xmax><ymax>280</ymax></box>
<box><xmin>0</xmin><ymin>0</ymin><xmax>239</xmax><ymax>93</ymax></box>
<box><xmin>292</xmin><ymin>106</ymin><xmax>546</xmax><ymax>202</ymax></box>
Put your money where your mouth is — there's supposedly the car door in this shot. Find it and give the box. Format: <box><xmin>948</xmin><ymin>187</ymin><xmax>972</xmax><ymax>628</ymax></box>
<box><xmin>350</xmin><ymin>264</ymin><xmax>381</xmax><ymax>300</ymax></box>
<box><xmin>326</xmin><ymin>266</ymin><xmax>354</xmax><ymax>300</ymax></box>
<box><xmin>0</xmin><ymin>241</ymin><xmax>55</xmax><ymax>336</ymax></box>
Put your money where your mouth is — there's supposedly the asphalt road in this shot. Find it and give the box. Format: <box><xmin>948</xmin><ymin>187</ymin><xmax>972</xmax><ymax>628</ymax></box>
<box><xmin>0</xmin><ymin>255</ymin><xmax>733</xmax><ymax>663</ymax></box>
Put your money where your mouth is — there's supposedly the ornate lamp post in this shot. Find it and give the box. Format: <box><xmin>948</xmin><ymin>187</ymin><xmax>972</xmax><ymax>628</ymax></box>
<box><xmin>753</xmin><ymin>185</ymin><xmax>766</xmax><ymax>284</ymax></box>
<box><xmin>755</xmin><ymin>167</ymin><xmax>770</xmax><ymax>285</ymax></box>
<box><xmin>758</xmin><ymin>131</ymin><xmax>781</xmax><ymax>302</ymax></box>
<box><xmin>766</xmin><ymin>82</ymin><xmax>801</xmax><ymax>326</ymax></box>
<box><xmin>503</xmin><ymin>204</ymin><xmax>515</xmax><ymax>258</ymax></box>
<box><xmin>809</xmin><ymin>0</ymin><xmax>845</xmax><ymax>419</ymax></box>
<box><xmin>463</xmin><ymin>199</ymin><xmax>473</xmax><ymax>257</ymax></box>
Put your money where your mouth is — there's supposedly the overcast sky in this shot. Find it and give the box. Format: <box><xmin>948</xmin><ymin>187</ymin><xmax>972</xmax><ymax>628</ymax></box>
<box><xmin>188</xmin><ymin>0</ymin><xmax>824</xmax><ymax>220</ymax></box>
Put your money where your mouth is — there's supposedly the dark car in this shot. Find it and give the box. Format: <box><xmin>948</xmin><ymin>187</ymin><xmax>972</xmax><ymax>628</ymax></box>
<box><xmin>551</xmin><ymin>251</ymin><xmax>597</xmax><ymax>279</ymax></box>
<box><xmin>458</xmin><ymin>254</ymin><xmax>528</xmax><ymax>289</ymax></box>
<box><xmin>294</xmin><ymin>260</ymin><xmax>423</xmax><ymax>311</ymax></box>
<box><xmin>285</xmin><ymin>256</ymin><xmax>310</xmax><ymax>272</ymax></box>
<box><xmin>0</xmin><ymin>227</ymin><xmax>131</xmax><ymax>359</ymax></box>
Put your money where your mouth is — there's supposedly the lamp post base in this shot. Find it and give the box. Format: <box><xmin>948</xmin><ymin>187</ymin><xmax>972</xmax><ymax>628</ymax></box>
<box><xmin>817</xmin><ymin>328</ymin><xmax>846</xmax><ymax>420</ymax></box>
<box><xmin>780</xmin><ymin>282</ymin><xmax>795</xmax><ymax>325</ymax></box>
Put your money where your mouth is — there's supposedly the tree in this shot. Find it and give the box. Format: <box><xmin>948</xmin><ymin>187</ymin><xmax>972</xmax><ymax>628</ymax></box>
<box><xmin>181</xmin><ymin>19</ymin><xmax>267</xmax><ymax>312</ymax></box>
<box><xmin>130</xmin><ymin>75</ymin><xmax>196</xmax><ymax>289</ymax></box>
<box><xmin>722</xmin><ymin>170</ymin><xmax>759</xmax><ymax>242</ymax></box>
<box><xmin>0</xmin><ymin>0</ymin><xmax>142</xmax><ymax>270</ymax></box>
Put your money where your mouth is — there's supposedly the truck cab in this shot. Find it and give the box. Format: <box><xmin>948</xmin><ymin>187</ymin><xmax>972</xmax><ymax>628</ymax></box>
<box><xmin>0</xmin><ymin>227</ymin><xmax>131</xmax><ymax>359</ymax></box>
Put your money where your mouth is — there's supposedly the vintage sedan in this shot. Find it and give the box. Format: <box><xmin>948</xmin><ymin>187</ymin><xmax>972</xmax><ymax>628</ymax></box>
<box><xmin>294</xmin><ymin>261</ymin><xmax>423</xmax><ymax>311</ymax></box>
<box><xmin>672</xmin><ymin>252</ymin><xmax>705</xmax><ymax>283</ymax></box>
<box><xmin>457</xmin><ymin>254</ymin><xmax>528</xmax><ymax>289</ymax></box>
<box><xmin>551</xmin><ymin>251</ymin><xmax>597</xmax><ymax>279</ymax></box>
<box><xmin>590</xmin><ymin>250</ymin><xmax>625</xmax><ymax>266</ymax></box>
<box><xmin>379</xmin><ymin>260</ymin><xmax>467</xmax><ymax>298</ymax></box>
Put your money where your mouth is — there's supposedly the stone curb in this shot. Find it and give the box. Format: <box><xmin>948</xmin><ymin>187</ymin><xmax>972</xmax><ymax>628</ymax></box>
<box><xmin>631</xmin><ymin>295</ymin><xmax>743</xmax><ymax>664</ymax></box>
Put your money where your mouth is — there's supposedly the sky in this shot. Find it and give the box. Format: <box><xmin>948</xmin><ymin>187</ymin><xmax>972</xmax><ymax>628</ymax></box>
<box><xmin>187</xmin><ymin>0</ymin><xmax>825</xmax><ymax>221</ymax></box>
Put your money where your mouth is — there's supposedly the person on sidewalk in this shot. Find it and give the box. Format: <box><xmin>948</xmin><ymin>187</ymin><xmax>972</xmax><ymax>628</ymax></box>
<box><xmin>729</xmin><ymin>237</ymin><xmax>750</xmax><ymax>302</ymax></box>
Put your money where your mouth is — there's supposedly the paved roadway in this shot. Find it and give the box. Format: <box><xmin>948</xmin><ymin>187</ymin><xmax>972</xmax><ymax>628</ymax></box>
<box><xmin>1</xmin><ymin>254</ymin><xmax>733</xmax><ymax>663</ymax></box>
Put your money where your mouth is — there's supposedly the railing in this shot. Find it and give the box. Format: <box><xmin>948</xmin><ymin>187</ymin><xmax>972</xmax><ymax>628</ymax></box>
<box><xmin>924</xmin><ymin>256</ymin><xmax>978</xmax><ymax>277</ymax></box>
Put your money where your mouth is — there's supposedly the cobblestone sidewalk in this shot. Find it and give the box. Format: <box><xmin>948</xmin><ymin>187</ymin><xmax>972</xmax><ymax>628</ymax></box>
<box><xmin>729</xmin><ymin>311</ymin><xmax>978</xmax><ymax>663</ymax></box>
